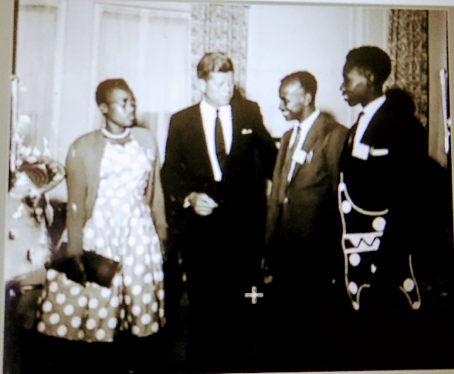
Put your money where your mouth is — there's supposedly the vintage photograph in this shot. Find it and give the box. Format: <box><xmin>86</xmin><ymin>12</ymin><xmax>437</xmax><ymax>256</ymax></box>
<box><xmin>1</xmin><ymin>0</ymin><xmax>454</xmax><ymax>373</ymax></box>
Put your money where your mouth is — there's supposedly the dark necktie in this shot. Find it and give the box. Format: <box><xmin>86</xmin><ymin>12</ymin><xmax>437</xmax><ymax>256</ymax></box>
<box><xmin>341</xmin><ymin>111</ymin><xmax>364</xmax><ymax>168</ymax></box>
<box><xmin>347</xmin><ymin>111</ymin><xmax>364</xmax><ymax>150</ymax></box>
<box><xmin>215</xmin><ymin>110</ymin><xmax>227</xmax><ymax>172</ymax></box>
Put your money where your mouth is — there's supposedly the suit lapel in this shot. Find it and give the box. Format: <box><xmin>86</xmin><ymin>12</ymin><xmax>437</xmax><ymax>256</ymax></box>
<box><xmin>279</xmin><ymin>132</ymin><xmax>292</xmax><ymax>171</ymax></box>
<box><xmin>229</xmin><ymin>102</ymin><xmax>242</xmax><ymax>157</ymax></box>
<box><xmin>222</xmin><ymin>102</ymin><xmax>247</xmax><ymax>180</ymax></box>
<box><xmin>275</xmin><ymin>132</ymin><xmax>292</xmax><ymax>202</ymax></box>
<box><xmin>291</xmin><ymin>114</ymin><xmax>323</xmax><ymax>181</ymax></box>
<box><xmin>192</xmin><ymin>104</ymin><xmax>216</xmax><ymax>179</ymax></box>
<box><xmin>359</xmin><ymin>99</ymin><xmax>388</xmax><ymax>146</ymax></box>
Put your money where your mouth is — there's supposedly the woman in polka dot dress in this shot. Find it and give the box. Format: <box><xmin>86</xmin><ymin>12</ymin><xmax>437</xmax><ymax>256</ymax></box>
<box><xmin>36</xmin><ymin>79</ymin><xmax>166</xmax><ymax>350</ymax></box>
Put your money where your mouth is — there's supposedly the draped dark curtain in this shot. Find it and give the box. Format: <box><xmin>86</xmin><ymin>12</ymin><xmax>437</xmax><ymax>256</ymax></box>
<box><xmin>387</xmin><ymin>9</ymin><xmax>429</xmax><ymax>127</ymax></box>
<box><xmin>191</xmin><ymin>3</ymin><xmax>249</xmax><ymax>103</ymax></box>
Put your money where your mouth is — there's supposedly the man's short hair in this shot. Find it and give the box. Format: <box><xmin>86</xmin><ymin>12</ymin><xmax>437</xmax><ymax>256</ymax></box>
<box><xmin>281</xmin><ymin>71</ymin><xmax>318</xmax><ymax>102</ymax></box>
<box><xmin>95</xmin><ymin>78</ymin><xmax>132</xmax><ymax>105</ymax></box>
<box><xmin>197</xmin><ymin>52</ymin><xmax>234</xmax><ymax>80</ymax></box>
<box><xmin>345</xmin><ymin>46</ymin><xmax>391</xmax><ymax>86</ymax></box>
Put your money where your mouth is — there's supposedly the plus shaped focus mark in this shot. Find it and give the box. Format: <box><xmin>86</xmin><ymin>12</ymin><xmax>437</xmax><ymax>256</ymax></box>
<box><xmin>244</xmin><ymin>286</ymin><xmax>264</xmax><ymax>304</ymax></box>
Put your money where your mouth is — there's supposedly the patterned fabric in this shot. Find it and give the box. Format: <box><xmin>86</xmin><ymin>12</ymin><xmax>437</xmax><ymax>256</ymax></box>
<box><xmin>36</xmin><ymin>138</ymin><xmax>165</xmax><ymax>342</ymax></box>
<box><xmin>387</xmin><ymin>9</ymin><xmax>428</xmax><ymax>127</ymax></box>
<box><xmin>338</xmin><ymin>173</ymin><xmax>421</xmax><ymax>311</ymax></box>
<box><xmin>191</xmin><ymin>3</ymin><xmax>249</xmax><ymax>103</ymax></box>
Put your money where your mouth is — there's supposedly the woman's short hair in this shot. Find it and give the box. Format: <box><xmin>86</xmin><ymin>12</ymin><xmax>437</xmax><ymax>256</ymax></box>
<box><xmin>197</xmin><ymin>52</ymin><xmax>234</xmax><ymax>80</ymax></box>
<box><xmin>95</xmin><ymin>78</ymin><xmax>132</xmax><ymax>105</ymax></box>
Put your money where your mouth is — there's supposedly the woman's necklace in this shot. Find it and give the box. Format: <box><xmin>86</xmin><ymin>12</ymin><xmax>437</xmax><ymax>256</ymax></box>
<box><xmin>102</xmin><ymin>127</ymin><xmax>131</xmax><ymax>140</ymax></box>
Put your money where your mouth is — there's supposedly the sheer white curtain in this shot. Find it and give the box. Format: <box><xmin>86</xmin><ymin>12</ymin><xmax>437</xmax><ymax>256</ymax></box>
<box><xmin>91</xmin><ymin>4</ymin><xmax>192</xmax><ymax>162</ymax></box>
<box><xmin>15</xmin><ymin>0</ymin><xmax>65</xmax><ymax>158</ymax></box>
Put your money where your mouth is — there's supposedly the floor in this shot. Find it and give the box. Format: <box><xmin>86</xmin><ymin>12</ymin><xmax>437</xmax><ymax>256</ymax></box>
<box><xmin>5</xmin><ymin>273</ymin><xmax>454</xmax><ymax>374</ymax></box>
<box><xmin>2</xmin><ymin>195</ymin><xmax>195</xmax><ymax>374</ymax></box>
<box><xmin>4</xmin><ymin>196</ymin><xmax>454</xmax><ymax>373</ymax></box>
<box><xmin>3</xmin><ymin>283</ymin><xmax>191</xmax><ymax>374</ymax></box>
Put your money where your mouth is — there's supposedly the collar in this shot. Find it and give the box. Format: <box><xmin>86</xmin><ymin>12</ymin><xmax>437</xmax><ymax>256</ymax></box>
<box><xmin>200</xmin><ymin>99</ymin><xmax>231</xmax><ymax>114</ymax></box>
<box><xmin>352</xmin><ymin>95</ymin><xmax>386</xmax><ymax>155</ymax></box>
<box><xmin>288</xmin><ymin>109</ymin><xmax>320</xmax><ymax>147</ymax></box>
<box><xmin>362</xmin><ymin>95</ymin><xmax>386</xmax><ymax>120</ymax></box>
<box><xmin>296</xmin><ymin>109</ymin><xmax>320</xmax><ymax>131</ymax></box>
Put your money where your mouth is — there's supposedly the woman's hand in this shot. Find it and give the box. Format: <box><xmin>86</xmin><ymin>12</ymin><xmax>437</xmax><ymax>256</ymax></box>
<box><xmin>71</xmin><ymin>254</ymin><xmax>88</xmax><ymax>285</ymax></box>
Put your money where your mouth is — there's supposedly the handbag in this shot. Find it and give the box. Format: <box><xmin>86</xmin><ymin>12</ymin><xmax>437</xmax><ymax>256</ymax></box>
<box><xmin>46</xmin><ymin>244</ymin><xmax>121</xmax><ymax>288</ymax></box>
<box><xmin>45</xmin><ymin>254</ymin><xmax>85</xmax><ymax>285</ymax></box>
<box><xmin>82</xmin><ymin>250</ymin><xmax>122</xmax><ymax>288</ymax></box>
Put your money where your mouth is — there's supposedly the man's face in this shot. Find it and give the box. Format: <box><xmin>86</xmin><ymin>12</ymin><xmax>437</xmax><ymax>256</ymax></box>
<box><xmin>279</xmin><ymin>80</ymin><xmax>307</xmax><ymax>122</ymax></box>
<box><xmin>340</xmin><ymin>65</ymin><xmax>369</xmax><ymax>107</ymax></box>
<box><xmin>202</xmin><ymin>72</ymin><xmax>235</xmax><ymax>108</ymax></box>
<box><xmin>101</xmin><ymin>88</ymin><xmax>136</xmax><ymax>128</ymax></box>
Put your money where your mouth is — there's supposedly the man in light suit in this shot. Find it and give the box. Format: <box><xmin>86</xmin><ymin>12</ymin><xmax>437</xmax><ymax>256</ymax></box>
<box><xmin>264</xmin><ymin>71</ymin><xmax>348</xmax><ymax>370</ymax></box>
<box><xmin>161</xmin><ymin>52</ymin><xmax>277</xmax><ymax>369</ymax></box>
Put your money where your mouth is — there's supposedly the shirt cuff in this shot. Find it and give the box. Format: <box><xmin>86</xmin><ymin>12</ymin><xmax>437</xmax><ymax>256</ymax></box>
<box><xmin>183</xmin><ymin>195</ymin><xmax>191</xmax><ymax>208</ymax></box>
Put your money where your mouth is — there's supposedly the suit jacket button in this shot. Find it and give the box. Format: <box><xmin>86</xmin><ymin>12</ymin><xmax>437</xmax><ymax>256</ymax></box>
<box><xmin>283</xmin><ymin>197</ymin><xmax>289</xmax><ymax>204</ymax></box>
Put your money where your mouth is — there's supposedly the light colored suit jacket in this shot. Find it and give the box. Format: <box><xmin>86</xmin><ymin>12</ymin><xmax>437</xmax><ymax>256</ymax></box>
<box><xmin>266</xmin><ymin>112</ymin><xmax>347</xmax><ymax>248</ymax></box>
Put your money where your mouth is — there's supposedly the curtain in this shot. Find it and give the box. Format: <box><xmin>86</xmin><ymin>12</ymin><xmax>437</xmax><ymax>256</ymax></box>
<box><xmin>191</xmin><ymin>3</ymin><xmax>249</xmax><ymax>103</ymax></box>
<box><xmin>15</xmin><ymin>2</ymin><xmax>62</xmax><ymax>157</ymax></box>
<box><xmin>387</xmin><ymin>9</ymin><xmax>429</xmax><ymax>127</ymax></box>
<box><xmin>94</xmin><ymin>6</ymin><xmax>192</xmax><ymax>162</ymax></box>
<box><xmin>95</xmin><ymin>3</ymin><xmax>249</xmax><ymax>156</ymax></box>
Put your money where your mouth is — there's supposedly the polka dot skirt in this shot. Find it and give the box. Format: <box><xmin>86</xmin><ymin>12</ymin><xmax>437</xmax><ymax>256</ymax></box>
<box><xmin>37</xmin><ymin>138</ymin><xmax>165</xmax><ymax>342</ymax></box>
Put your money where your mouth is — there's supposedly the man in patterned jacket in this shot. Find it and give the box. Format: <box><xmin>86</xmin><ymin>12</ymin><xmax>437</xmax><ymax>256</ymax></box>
<box><xmin>338</xmin><ymin>45</ymin><xmax>428</xmax><ymax>370</ymax></box>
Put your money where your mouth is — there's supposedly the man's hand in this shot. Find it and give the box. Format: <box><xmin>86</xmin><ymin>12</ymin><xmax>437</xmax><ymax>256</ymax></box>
<box><xmin>187</xmin><ymin>192</ymin><xmax>219</xmax><ymax>216</ymax></box>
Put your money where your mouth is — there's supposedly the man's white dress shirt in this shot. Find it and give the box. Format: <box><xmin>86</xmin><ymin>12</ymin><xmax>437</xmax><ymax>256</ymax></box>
<box><xmin>287</xmin><ymin>109</ymin><xmax>320</xmax><ymax>181</ymax></box>
<box><xmin>200</xmin><ymin>100</ymin><xmax>233</xmax><ymax>182</ymax></box>
<box><xmin>352</xmin><ymin>95</ymin><xmax>386</xmax><ymax>160</ymax></box>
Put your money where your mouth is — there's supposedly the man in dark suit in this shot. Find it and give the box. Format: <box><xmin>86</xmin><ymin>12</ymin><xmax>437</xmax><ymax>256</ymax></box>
<box><xmin>161</xmin><ymin>52</ymin><xmax>277</xmax><ymax>369</ymax></box>
<box><xmin>338</xmin><ymin>45</ymin><xmax>429</xmax><ymax>370</ymax></box>
<box><xmin>264</xmin><ymin>71</ymin><xmax>348</xmax><ymax>370</ymax></box>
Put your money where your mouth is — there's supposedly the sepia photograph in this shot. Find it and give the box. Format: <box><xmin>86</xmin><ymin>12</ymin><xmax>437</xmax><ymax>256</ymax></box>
<box><xmin>1</xmin><ymin>0</ymin><xmax>454</xmax><ymax>373</ymax></box>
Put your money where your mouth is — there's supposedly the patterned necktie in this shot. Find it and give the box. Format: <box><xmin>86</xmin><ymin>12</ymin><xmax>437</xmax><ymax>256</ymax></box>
<box><xmin>283</xmin><ymin>125</ymin><xmax>302</xmax><ymax>182</ymax></box>
<box><xmin>215</xmin><ymin>110</ymin><xmax>227</xmax><ymax>172</ymax></box>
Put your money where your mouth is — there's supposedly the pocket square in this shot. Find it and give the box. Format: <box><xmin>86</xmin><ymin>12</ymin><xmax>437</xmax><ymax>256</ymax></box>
<box><xmin>370</xmin><ymin>147</ymin><xmax>389</xmax><ymax>156</ymax></box>
<box><xmin>241</xmin><ymin>128</ymin><xmax>253</xmax><ymax>135</ymax></box>
<box><xmin>293</xmin><ymin>149</ymin><xmax>307</xmax><ymax>164</ymax></box>
<box><xmin>352</xmin><ymin>143</ymin><xmax>370</xmax><ymax>160</ymax></box>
